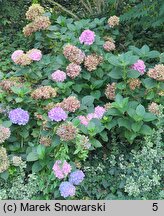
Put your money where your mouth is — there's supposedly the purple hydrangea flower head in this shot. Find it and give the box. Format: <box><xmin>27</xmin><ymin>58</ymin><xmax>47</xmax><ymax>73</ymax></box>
<box><xmin>9</xmin><ymin>108</ymin><xmax>29</xmax><ymax>125</ymax></box>
<box><xmin>94</xmin><ymin>106</ymin><xmax>106</xmax><ymax>119</ymax></box>
<box><xmin>59</xmin><ymin>181</ymin><xmax>76</xmax><ymax>198</ymax></box>
<box><xmin>11</xmin><ymin>50</ymin><xmax>24</xmax><ymax>62</ymax></box>
<box><xmin>53</xmin><ymin>160</ymin><xmax>72</xmax><ymax>179</ymax></box>
<box><xmin>48</xmin><ymin>107</ymin><xmax>67</xmax><ymax>122</ymax></box>
<box><xmin>79</xmin><ymin>30</ymin><xmax>95</xmax><ymax>45</ymax></box>
<box><xmin>51</xmin><ymin>70</ymin><xmax>66</xmax><ymax>82</ymax></box>
<box><xmin>131</xmin><ymin>60</ymin><xmax>146</xmax><ymax>75</ymax></box>
<box><xmin>69</xmin><ymin>170</ymin><xmax>85</xmax><ymax>185</ymax></box>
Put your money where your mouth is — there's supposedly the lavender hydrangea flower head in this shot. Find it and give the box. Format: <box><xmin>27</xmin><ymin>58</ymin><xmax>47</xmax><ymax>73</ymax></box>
<box><xmin>11</xmin><ymin>50</ymin><xmax>24</xmax><ymax>62</ymax></box>
<box><xmin>48</xmin><ymin>107</ymin><xmax>67</xmax><ymax>122</ymax></box>
<box><xmin>51</xmin><ymin>70</ymin><xmax>66</xmax><ymax>82</ymax></box>
<box><xmin>69</xmin><ymin>170</ymin><xmax>85</xmax><ymax>185</ymax></box>
<box><xmin>59</xmin><ymin>181</ymin><xmax>76</xmax><ymax>198</ymax></box>
<box><xmin>53</xmin><ymin>160</ymin><xmax>72</xmax><ymax>179</ymax></box>
<box><xmin>94</xmin><ymin>106</ymin><xmax>106</xmax><ymax>119</ymax></box>
<box><xmin>27</xmin><ymin>49</ymin><xmax>42</xmax><ymax>61</ymax></box>
<box><xmin>79</xmin><ymin>30</ymin><xmax>95</xmax><ymax>45</ymax></box>
<box><xmin>131</xmin><ymin>60</ymin><xmax>146</xmax><ymax>75</ymax></box>
<box><xmin>9</xmin><ymin>108</ymin><xmax>29</xmax><ymax>125</ymax></box>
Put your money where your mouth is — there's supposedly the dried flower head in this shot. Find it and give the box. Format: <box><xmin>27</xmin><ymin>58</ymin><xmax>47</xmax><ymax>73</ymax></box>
<box><xmin>63</xmin><ymin>44</ymin><xmax>85</xmax><ymax>64</ymax></box>
<box><xmin>147</xmin><ymin>64</ymin><xmax>164</xmax><ymax>81</ymax></box>
<box><xmin>14</xmin><ymin>53</ymin><xmax>32</xmax><ymax>66</ymax></box>
<box><xmin>128</xmin><ymin>78</ymin><xmax>141</xmax><ymax>90</ymax></box>
<box><xmin>31</xmin><ymin>86</ymin><xmax>57</xmax><ymax>99</ymax></box>
<box><xmin>12</xmin><ymin>156</ymin><xmax>22</xmax><ymax>166</ymax></box>
<box><xmin>104</xmin><ymin>102</ymin><xmax>112</xmax><ymax>110</ymax></box>
<box><xmin>84</xmin><ymin>54</ymin><xmax>103</xmax><ymax>71</ymax></box>
<box><xmin>0</xmin><ymin>80</ymin><xmax>22</xmax><ymax>93</ymax></box>
<box><xmin>23</xmin><ymin>23</ymin><xmax>35</xmax><ymax>37</ymax></box>
<box><xmin>0</xmin><ymin>125</ymin><xmax>11</xmax><ymax>144</ymax></box>
<box><xmin>103</xmin><ymin>41</ymin><xmax>115</xmax><ymax>51</ymax></box>
<box><xmin>0</xmin><ymin>147</ymin><xmax>9</xmax><ymax>173</ymax></box>
<box><xmin>61</xmin><ymin>96</ymin><xmax>80</xmax><ymax>112</ymax></box>
<box><xmin>148</xmin><ymin>102</ymin><xmax>160</xmax><ymax>115</ymax></box>
<box><xmin>66</xmin><ymin>63</ymin><xmax>81</xmax><ymax>79</ymax></box>
<box><xmin>56</xmin><ymin>122</ymin><xmax>78</xmax><ymax>141</ymax></box>
<box><xmin>26</xmin><ymin>4</ymin><xmax>45</xmax><ymax>20</ymax></box>
<box><xmin>105</xmin><ymin>83</ymin><xmax>116</xmax><ymax>100</ymax></box>
<box><xmin>108</xmin><ymin>15</ymin><xmax>119</xmax><ymax>27</ymax></box>
<box><xmin>33</xmin><ymin>16</ymin><xmax>51</xmax><ymax>31</ymax></box>
<box><xmin>40</xmin><ymin>137</ymin><xmax>52</xmax><ymax>147</ymax></box>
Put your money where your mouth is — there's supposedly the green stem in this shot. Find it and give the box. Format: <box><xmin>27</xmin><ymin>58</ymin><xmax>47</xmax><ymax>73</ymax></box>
<box><xmin>45</xmin><ymin>0</ymin><xmax>80</xmax><ymax>20</ymax></box>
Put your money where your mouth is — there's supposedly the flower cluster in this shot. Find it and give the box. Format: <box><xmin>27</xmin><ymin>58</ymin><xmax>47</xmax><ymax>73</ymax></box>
<box><xmin>11</xmin><ymin>49</ymin><xmax>42</xmax><ymax>65</ymax></box>
<box><xmin>79</xmin><ymin>29</ymin><xmax>95</xmax><ymax>45</ymax></box>
<box><xmin>108</xmin><ymin>16</ymin><xmax>119</xmax><ymax>27</ymax></box>
<box><xmin>60</xmin><ymin>96</ymin><xmax>80</xmax><ymax>112</ymax></box>
<box><xmin>147</xmin><ymin>64</ymin><xmax>164</xmax><ymax>81</ymax></box>
<box><xmin>105</xmin><ymin>83</ymin><xmax>116</xmax><ymax>100</ymax></box>
<box><xmin>131</xmin><ymin>60</ymin><xmax>146</xmax><ymax>75</ymax></box>
<box><xmin>128</xmin><ymin>78</ymin><xmax>141</xmax><ymax>90</ymax></box>
<box><xmin>51</xmin><ymin>70</ymin><xmax>66</xmax><ymax>82</ymax></box>
<box><xmin>59</xmin><ymin>182</ymin><xmax>76</xmax><ymax>198</ymax></box>
<box><xmin>66</xmin><ymin>63</ymin><xmax>81</xmax><ymax>79</ymax></box>
<box><xmin>84</xmin><ymin>54</ymin><xmax>103</xmax><ymax>71</ymax></box>
<box><xmin>56</xmin><ymin>122</ymin><xmax>78</xmax><ymax>141</ymax></box>
<box><xmin>48</xmin><ymin>107</ymin><xmax>67</xmax><ymax>122</ymax></box>
<box><xmin>103</xmin><ymin>40</ymin><xmax>115</xmax><ymax>52</ymax></box>
<box><xmin>25</xmin><ymin>4</ymin><xmax>45</xmax><ymax>20</ymax></box>
<box><xmin>0</xmin><ymin>80</ymin><xmax>22</xmax><ymax>93</ymax></box>
<box><xmin>63</xmin><ymin>44</ymin><xmax>85</xmax><ymax>65</ymax></box>
<box><xmin>78</xmin><ymin>106</ymin><xmax>106</xmax><ymax>126</ymax></box>
<box><xmin>53</xmin><ymin>160</ymin><xmax>72</xmax><ymax>179</ymax></box>
<box><xmin>9</xmin><ymin>108</ymin><xmax>29</xmax><ymax>125</ymax></box>
<box><xmin>0</xmin><ymin>147</ymin><xmax>9</xmax><ymax>173</ymax></box>
<box><xmin>12</xmin><ymin>156</ymin><xmax>22</xmax><ymax>167</ymax></box>
<box><xmin>0</xmin><ymin>125</ymin><xmax>11</xmax><ymax>144</ymax></box>
<box><xmin>148</xmin><ymin>102</ymin><xmax>160</xmax><ymax>115</ymax></box>
<box><xmin>76</xmin><ymin>134</ymin><xmax>91</xmax><ymax>150</ymax></box>
<box><xmin>39</xmin><ymin>136</ymin><xmax>52</xmax><ymax>147</ymax></box>
<box><xmin>69</xmin><ymin>170</ymin><xmax>85</xmax><ymax>185</ymax></box>
<box><xmin>23</xmin><ymin>4</ymin><xmax>50</xmax><ymax>37</ymax></box>
<box><xmin>31</xmin><ymin>86</ymin><xmax>57</xmax><ymax>99</ymax></box>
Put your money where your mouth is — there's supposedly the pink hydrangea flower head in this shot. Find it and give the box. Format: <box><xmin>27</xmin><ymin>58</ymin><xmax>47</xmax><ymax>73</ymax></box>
<box><xmin>86</xmin><ymin>113</ymin><xmax>96</xmax><ymax>121</ymax></box>
<box><xmin>78</xmin><ymin>116</ymin><xmax>89</xmax><ymax>126</ymax></box>
<box><xmin>79</xmin><ymin>29</ymin><xmax>95</xmax><ymax>45</ymax></box>
<box><xmin>27</xmin><ymin>49</ymin><xmax>42</xmax><ymax>61</ymax></box>
<box><xmin>94</xmin><ymin>106</ymin><xmax>106</xmax><ymax>119</ymax></box>
<box><xmin>51</xmin><ymin>70</ymin><xmax>66</xmax><ymax>82</ymax></box>
<box><xmin>11</xmin><ymin>50</ymin><xmax>24</xmax><ymax>62</ymax></box>
<box><xmin>131</xmin><ymin>60</ymin><xmax>146</xmax><ymax>75</ymax></box>
<box><xmin>52</xmin><ymin>160</ymin><xmax>72</xmax><ymax>179</ymax></box>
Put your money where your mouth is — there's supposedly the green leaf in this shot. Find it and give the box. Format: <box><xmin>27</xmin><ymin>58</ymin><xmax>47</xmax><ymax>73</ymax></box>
<box><xmin>142</xmin><ymin>78</ymin><xmax>156</xmax><ymax>89</ymax></box>
<box><xmin>0</xmin><ymin>171</ymin><xmax>9</xmax><ymax>181</ymax></box>
<box><xmin>117</xmin><ymin>118</ymin><xmax>131</xmax><ymax>130</ymax></box>
<box><xmin>108</xmin><ymin>68</ymin><xmax>122</xmax><ymax>79</ymax></box>
<box><xmin>2</xmin><ymin>121</ymin><xmax>12</xmax><ymax>128</ymax></box>
<box><xmin>91</xmin><ymin>90</ymin><xmax>101</xmax><ymax>99</ymax></box>
<box><xmin>91</xmin><ymin>139</ymin><xmax>102</xmax><ymax>148</ymax></box>
<box><xmin>27</xmin><ymin>151</ymin><xmax>38</xmax><ymax>162</ymax></box>
<box><xmin>100</xmin><ymin>131</ymin><xmax>108</xmax><ymax>142</ymax></box>
<box><xmin>106</xmin><ymin>108</ymin><xmax>121</xmax><ymax>116</ymax></box>
<box><xmin>92</xmin><ymin>80</ymin><xmax>104</xmax><ymax>89</ymax></box>
<box><xmin>143</xmin><ymin>113</ymin><xmax>157</xmax><ymax>122</ymax></box>
<box><xmin>132</xmin><ymin>122</ymin><xmax>143</xmax><ymax>132</ymax></box>
<box><xmin>136</xmin><ymin>104</ymin><xmax>145</xmax><ymax>117</ymax></box>
<box><xmin>82</xmin><ymin>72</ymin><xmax>91</xmax><ymax>80</ymax></box>
<box><xmin>82</xmin><ymin>96</ymin><xmax>94</xmax><ymax>107</ymax></box>
<box><xmin>127</xmin><ymin>69</ymin><xmax>140</xmax><ymax>78</ymax></box>
<box><xmin>108</xmin><ymin>56</ymin><xmax>120</xmax><ymax>66</ymax></box>
<box><xmin>147</xmin><ymin>51</ymin><xmax>160</xmax><ymax>58</ymax></box>
<box><xmin>124</xmin><ymin>131</ymin><xmax>137</xmax><ymax>143</ymax></box>
<box><xmin>37</xmin><ymin>145</ymin><xmax>46</xmax><ymax>160</ymax></box>
<box><xmin>32</xmin><ymin>161</ymin><xmax>43</xmax><ymax>173</ymax></box>
<box><xmin>140</xmin><ymin>125</ymin><xmax>152</xmax><ymax>135</ymax></box>
<box><xmin>105</xmin><ymin>119</ymin><xmax>117</xmax><ymax>130</ymax></box>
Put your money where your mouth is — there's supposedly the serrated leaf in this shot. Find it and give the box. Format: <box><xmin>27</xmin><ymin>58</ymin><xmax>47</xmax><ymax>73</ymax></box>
<box><xmin>136</xmin><ymin>104</ymin><xmax>145</xmax><ymax>117</ymax></box>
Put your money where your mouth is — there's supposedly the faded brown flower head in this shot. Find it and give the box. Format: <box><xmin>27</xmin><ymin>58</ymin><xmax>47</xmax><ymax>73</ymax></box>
<box><xmin>105</xmin><ymin>83</ymin><xmax>116</xmax><ymax>100</ymax></box>
<box><xmin>63</xmin><ymin>44</ymin><xmax>85</xmax><ymax>65</ymax></box>
<box><xmin>84</xmin><ymin>54</ymin><xmax>103</xmax><ymax>71</ymax></box>
<box><xmin>14</xmin><ymin>53</ymin><xmax>32</xmax><ymax>66</ymax></box>
<box><xmin>147</xmin><ymin>64</ymin><xmax>164</xmax><ymax>81</ymax></box>
<box><xmin>33</xmin><ymin>16</ymin><xmax>51</xmax><ymax>31</ymax></box>
<box><xmin>56</xmin><ymin>122</ymin><xmax>78</xmax><ymax>141</ymax></box>
<box><xmin>103</xmin><ymin>41</ymin><xmax>115</xmax><ymax>52</ymax></box>
<box><xmin>61</xmin><ymin>96</ymin><xmax>80</xmax><ymax>112</ymax></box>
<box><xmin>26</xmin><ymin>4</ymin><xmax>45</xmax><ymax>21</ymax></box>
<box><xmin>0</xmin><ymin>147</ymin><xmax>9</xmax><ymax>173</ymax></box>
<box><xmin>0</xmin><ymin>125</ymin><xmax>11</xmax><ymax>144</ymax></box>
<box><xmin>108</xmin><ymin>16</ymin><xmax>119</xmax><ymax>27</ymax></box>
<box><xmin>34</xmin><ymin>112</ymin><xmax>44</xmax><ymax>120</ymax></box>
<box><xmin>158</xmin><ymin>90</ymin><xmax>164</xmax><ymax>96</ymax></box>
<box><xmin>128</xmin><ymin>78</ymin><xmax>141</xmax><ymax>90</ymax></box>
<box><xmin>23</xmin><ymin>23</ymin><xmax>35</xmax><ymax>37</ymax></box>
<box><xmin>66</xmin><ymin>63</ymin><xmax>81</xmax><ymax>79</ymax></box>
<box><xmin>148</xmin><ymin>102</ymin><xmax>160</xmax><ymax>115</ymax></box>
<box><xmin>31</xmin><ymin>86</ymin><xmax>57</xmax><ymax>100</ymax></box>
<box><xmin>104</xmin><ymin>102</ymin><xmax>112</xmax><ymax>110</ymax></box>
<box><xmin>12</xmin><ymin>156</ymin><xmax>22</xmax><ymax>167</ymax></box>
<box><xmin>40</xmin><ymin>137</ymin><xmax>52</xmax><ymax>147</ymax></box>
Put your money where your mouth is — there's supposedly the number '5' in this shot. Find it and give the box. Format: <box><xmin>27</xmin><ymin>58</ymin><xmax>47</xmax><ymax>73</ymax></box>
<box><xmin>152</xmin><ymin>203</ymin><xmax>158</xmax><ymax>211</ymax></box>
